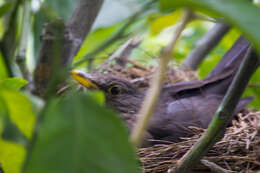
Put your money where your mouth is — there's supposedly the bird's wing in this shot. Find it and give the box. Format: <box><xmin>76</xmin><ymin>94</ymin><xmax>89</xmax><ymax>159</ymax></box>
<box><xmin>162</xmin><ymin>36</ymin><xmax>251</xmax><ymax>97</ymax></box>
<box><xmin>147</xmin><ymin>95</ymin><xmax>252</xmax><ymax>144</ymax></box>
<box><xmin>148</xmin><ymin>95</ymin><xmax>222</xmax><ymax>142</ymax></box>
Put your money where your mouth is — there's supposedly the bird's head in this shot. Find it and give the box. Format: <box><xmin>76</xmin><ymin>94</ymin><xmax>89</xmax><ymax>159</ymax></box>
<box><xmin>71</xmin><ymin>71</ymin><xmax>144</xmax><ymax>115</ymax></box>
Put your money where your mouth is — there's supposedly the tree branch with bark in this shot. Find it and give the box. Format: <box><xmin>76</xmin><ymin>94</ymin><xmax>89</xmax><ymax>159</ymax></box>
<box><xmin>33</xmin><ymin>0</ymin><xmax>104</xmax><ymax>98</ymax></box>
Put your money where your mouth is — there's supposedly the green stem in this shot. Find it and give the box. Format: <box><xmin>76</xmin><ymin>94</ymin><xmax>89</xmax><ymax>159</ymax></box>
<box><xmin>172</xmin><ymin>48</ymin><xmax>259</xmax><ymax>173</ymax></box>
<box><xmin>131</xmin><ymin>9</ymin><xmax>194</xmax><ymax>147</ymax></box>
<box><xmin>16</xmin><ymin>0</ymin><xmax>33</xmax><ymax>85</ymax></box>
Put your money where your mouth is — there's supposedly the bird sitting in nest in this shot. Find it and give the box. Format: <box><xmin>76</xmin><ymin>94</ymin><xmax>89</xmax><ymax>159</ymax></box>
<box><xmin>71</xmin><ymin>37</ymin><xmax>258</xmax><ymax>146</ymax></box>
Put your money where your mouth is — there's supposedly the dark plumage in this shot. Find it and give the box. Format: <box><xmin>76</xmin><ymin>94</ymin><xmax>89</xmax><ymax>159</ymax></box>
<box><xmin>72</xmin><ymin>37</ymin><xmax>258</xmax><ymax>146</ymax></box>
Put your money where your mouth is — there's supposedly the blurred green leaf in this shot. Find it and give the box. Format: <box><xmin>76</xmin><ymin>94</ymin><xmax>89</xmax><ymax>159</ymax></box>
<box><xmin>0</xmin><ymin>89</ymin><xmax>35</xmax><ymax>139</ymax></box>
<box><xmin>0</xmin><ymin>2</ymin><xmax>13</xmax><ymax>18</ymax></box>
<box><xmin>198</xmin><ymin>54</ymin><xmax>222</xmax><ymax>79</ymax></box>
<box><xmin>44</xmin><ymin>0</ymin><xmax>77</xmax><ymax>21</ymax></box>
<box><xmin>160</xmin><ymin>0</ymin><xmax>260</xmax><ymax>53</ymax></box>
<box><xmin>85</xmin><ymin>91</ymin><xmax>105</xmax><ymax>105</ymax></box>
<box><xmin>0</xmin><ymin>139</ymin><xmax>25</xmax><ymax>173</ymax></box>
<box><xmin>0</xmin><ymin>98</ymin><xmax>25</xmax><ymax>173</ymax></box>
<box><xmin>0</xmin><ymin>97</ymin><xmax>5</xmax><ymax>118</ymax></box>
<box><xmin>243</xmin><ymin>69</ymin><xmax>260</xmax><ymax>108</ymax></box>
<box><xmin>198</xmin><ymin>29</ymin><xmax>240</xmax><ymax>78</ymax></box>
<box><xmin>2</xmin><ymin>114</ymin><xmax>28</xmax><ymax>145</ymax></box>
<box><xmin>0</xmin><ymin>53</ymin><xmax>8</xmax><ymax>78</ymax></box>
<box><xmin>0</xmin><ymin>77</ymin><xmax>28</xmax><ymax>90</ymax></box>
<box><xmin>174</xmin><ymin>20</ymin><xmax>210</xmax><ymax>61</ymax></box>
<box><xmin>150</xmin><ymin>10</ymin><xmax>181</xmax><ymax>35</ymax></box>
<box><xmin>74</xmin><ymin>24</ymin><xmax>120</xmax><ymax>61</ymax></box>
<box><xmin>24</xmin><ymin>93</ymin><xmax>141</xmax><ymax>173</ymax></box>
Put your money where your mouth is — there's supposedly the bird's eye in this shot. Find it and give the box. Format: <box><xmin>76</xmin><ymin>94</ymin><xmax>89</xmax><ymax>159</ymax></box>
<box><xmin>108</xmin><ymin>85</ymin><xmax>121</xmax><ymax>96</ymax></box>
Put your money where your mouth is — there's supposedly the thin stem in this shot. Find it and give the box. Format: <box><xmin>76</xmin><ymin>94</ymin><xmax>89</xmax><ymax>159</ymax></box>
<box><xmin>16</xmin><ymin>0</ymin><xmax>33</xmax><ymax>89</ymax></box>
<box><xmin>201</xmin><ymin>159</ymin><xmax>233</xmax><ymax>173</ymax></box>
<box><xmin>130</xmin><ymin>9</ymin><xmax>194</xmax><ymax>147</ymax></box>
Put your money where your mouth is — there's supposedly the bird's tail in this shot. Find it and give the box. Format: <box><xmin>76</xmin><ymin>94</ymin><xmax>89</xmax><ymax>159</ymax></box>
<box><xmin>206</xmin><ymin>36</ymin><xmax>250</xmax><ymax>79</ymax></box>
<box><xmin>163</xmin><ymin>36</ymin><xmax>258</xmax><ymax>96</ymax></box>
<box><xmin>203</xmin><ymin>36</ymin><xmax>260</xmax><ymax>95</ymax></box>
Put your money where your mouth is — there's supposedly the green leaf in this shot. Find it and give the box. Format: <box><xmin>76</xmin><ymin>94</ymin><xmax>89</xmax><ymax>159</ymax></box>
<box><xmin>150</xmin><ymin>10</ymin><xmax>182</xmax><ymax>35</ymax></box>
<box><xmin>0</xmin><ymin>96</ymin><xmax>27</xmax><ymax>173</ymax></box>
<box><xmin>85</xmin><ymin>91</ymin><xmax>105</xmax><ymax>105</ymax></box>
<box><xmin>0</xmin><ymin>89</ymin><xmax>35</xmax><ymax>139</ymax></box>
<box><xmin>160</xmin><ymin>0</ymin><xmax>260</xmax><ymax>53</ymax></box>
<box><xmin>24</xmin><ymin>94</ymin><xmax>141</xmax><ymax>173</ymax></box>
<box><xmin>243</xmin><ymin>68</ymin><xmax>260</xmax><ymax>108</ymax></box>
<box><xmin>0</xmin><ymin>77</ymin><xmax>28</xmax><ymax>90</ymax></box>
<box><xmin>74</xmin><ymin>24</ymin><xmax>120</xmax><ymax>61</ymax></box>
<box><xmin>0</xmin><ymin>139</ymin><xmax>26</xmax><ymax>173</ymax></box>
<box><xmin>0</xmin><ymin>2</ymin><xmax>13</xmax><ymax>18</ymax></box>
<box><xmin>2</xmin><ymin>115</ymin><xmax>28</xmax><ymax>146</ymax></box>
<box><xmin>44</xmin><ymin>0</ymin><xmax>76</xmax><ymax>21</ymax></box>
<box><xmin>199</xmin><ymin>29</ymin><xmax>241</xmax><ymax>78</ymax></box>
<box><xmin>0</xmin><ymin>53</ymin><xmax>8</xmax><ymax>78</ymax></box>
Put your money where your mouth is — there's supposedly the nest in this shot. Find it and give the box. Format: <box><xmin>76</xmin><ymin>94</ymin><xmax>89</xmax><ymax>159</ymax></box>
<box><xmin>94</xmin><ymin>61</ymin><xmax>198</xmax><ymax>89</ymax></box>
<box><xmin>138</xmin><ymin>111</ymin><xmax>260</xmax><ymax>173</ymax></box>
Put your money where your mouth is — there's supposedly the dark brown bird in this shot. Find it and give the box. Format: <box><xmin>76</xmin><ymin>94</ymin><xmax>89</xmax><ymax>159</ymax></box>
<box><xmin>71</xmin><ymin>37</ymin><xmax>257</xmax><ymax>146</ymax></box>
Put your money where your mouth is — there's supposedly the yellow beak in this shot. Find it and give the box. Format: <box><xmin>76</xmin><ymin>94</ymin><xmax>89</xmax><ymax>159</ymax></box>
<box><xmin>70</xmin><ymin>71</ymin><xmax>99</xmax><ymax>89</ymax></box>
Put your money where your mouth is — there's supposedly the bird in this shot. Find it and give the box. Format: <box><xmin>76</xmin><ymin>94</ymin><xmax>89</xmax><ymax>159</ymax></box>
<box><xmin>71</xmin><ymin>37</ymin><xmax>257</xmax><ymax>146</ymax></box>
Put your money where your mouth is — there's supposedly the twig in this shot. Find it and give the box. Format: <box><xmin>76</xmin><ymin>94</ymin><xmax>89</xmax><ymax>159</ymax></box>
<box><xmin>201</xmin><ymin>159</ymin><xmax>235</xmax><ymax>173</ymax></box>
<box><xmin>171</xmin><ymin>48</ymin><xmax>259</xmax><ymax>173</ymax></box>
<box><xmin>194</xmin><ymin>13</ymin><xmax>217</xmax><ymax>23</ymax></box>
<box><xmin>182</xmin><ymin>21</ymin><xmax>230</xmax><ymax>70</ymax></box>
<box><xmin>248</xmin><ymin>83</ymin><xmax>260</xmax><ymax>87</ymax></box>
<box><xmin>72</xmin><ymin>0</ymin><xmax>156</xmax><ymax>68</ymax></box>
<box><xmin>116</xmin><ymin>38</ymin><xmax>142</xmax><ymax>67</ymax></box>
<box><xmin>93</xmin><ymin>38</ymin><xmax>141</xmax><ymax>73</ymax></box>
<box><xmin>126</xmin><ymin>59</ymin><xmax>149</xmax><ymax>71</ymax></box>
<box><xmin>16</xmin><ymin>0</ymin><xmax>33</xmax><ymax>89</ymax></box>
<box><xmin>130</xmin><ymin>9</ymin><xmax>194</xmax><ymax>147</ymax></box>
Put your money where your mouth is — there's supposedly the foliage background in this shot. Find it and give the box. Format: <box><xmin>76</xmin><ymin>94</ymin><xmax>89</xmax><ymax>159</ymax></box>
<box><xmin>0</xmin><ymin>0</ymin><xmax>259</xmax><ymax>173</ymax></box>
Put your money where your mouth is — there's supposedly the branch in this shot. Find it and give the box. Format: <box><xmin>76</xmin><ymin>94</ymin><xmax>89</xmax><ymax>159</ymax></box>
<box><xmin>182</xmin><ymin>21</ymin><xmax>230</xmax><ymax>70</ymax></box>
<box><xmin>64</xmin><ymin>0</ymin><xmax>104</xmax><ymax>65</ymax></box>
<box><xmin>130</xmin><ymin>9</ymin><xmax>194</xmax><ymax>147</ymax></box>
<box><xmin>116</xmin><ymin>38</ymin><xmax>141</xmax><ymax>67</ymax></box>
<box><xmin>33</xmin><ymin>0</ymin><xmax>103</xmax><ymax>97</ymax></box>
<box><xmin>170</xmin><ymin>48</ymin><xmax>259</xmax><ymax>173</ymax></box>
<box><xmin>93</xmin><ymin>38</ymin><xmax>141</xmax><ymax>72</ymax></box>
